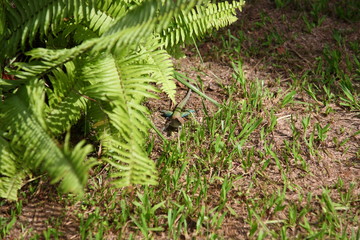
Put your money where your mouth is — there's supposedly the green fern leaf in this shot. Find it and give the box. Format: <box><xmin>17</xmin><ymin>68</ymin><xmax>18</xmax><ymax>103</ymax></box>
<box><xmin>45</xmin><ymin>62</ymin><xmax>89</xmax><ymax>135</ymax></box>
<box><xmin>13</xmin><ymin>40</ymin><xmax>97</xmax><ymax>80</ymax></box>
<box><xmin>77</xmin><ymin>50</ymin><xmax>162</xmax><ymax>186</ymax></box>
<box><xmin>136</xmin><ymin>37</ymin><xmax>177</xmax><ymax>102</ymax></box>
<box><xmin>1</xmin><ymin>80</ymin><xmax>93</xmax><ymax>194</ymax></box>
<box><xmin>101</xmin><ymin>112</ymin><xmax>158</xmax><ymax>187</ymax></box>
<box><xmin>96</xmin><ymin>0</ymin><xmax>128</xmax><ymax>20</ymax></box>
<box><xmin>93</xmin><ymin>0</ymin><xmax>199</xmax><ymax>53</ymax></box>
<box><xmin>0</xmin><ymin>136</ymin><xmax>25</xmax><ymax>201</ymax></box>
<box><xmin>1</xmin><ymin>0</ymin><xmax>97</xmax><ymax>61</ymax></box>
<box><xmin>161</xmin><ymin>1</ymin><xmax>245</xmax><ymax>48</ymax></box>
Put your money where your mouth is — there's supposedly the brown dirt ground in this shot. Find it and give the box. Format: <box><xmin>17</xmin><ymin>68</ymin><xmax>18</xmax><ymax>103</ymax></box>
<box><xmin>1</xmin><ymin>0</ymin><xmax>359</xmax><ymax>239</ymax></box>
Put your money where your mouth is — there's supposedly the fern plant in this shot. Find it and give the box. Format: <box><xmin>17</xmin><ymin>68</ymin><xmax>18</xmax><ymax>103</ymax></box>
<box><xmin>0</xmin><ymin>0</ymin><xmax>245</xmax><ymax>201</ymax></box>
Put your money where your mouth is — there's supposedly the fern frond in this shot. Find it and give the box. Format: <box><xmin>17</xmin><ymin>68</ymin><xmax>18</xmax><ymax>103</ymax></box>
<box><xmin>102</xmin><ymin>128</ymin><xmax>158</xmax><ymax>187</ymax></box>
<box><xmin>12</xmin><ymin>0</ymin><xmax>198</xmax><ymax>81</ymax></box>
<box><xmin>79</xmin><ymin>52</ymin><xmax>156</xmax><ymax>128</ymax></box>
<box><xmin>101</xmin><ymin>98</ymin><xmax>157</xmax><ymax>186</ymax></box>
<box><xmin>76</xmin><ymin>48</ymin><xmax>165</xmax><ymax>186</ymax></box>
<box><xmin>0</xmin><ymin>136</ymin><xmax>25</xmax><ymax>201</ymax></box>
<box><xmin>135</xmin><ymin>37</ymin><xmax>177</xmax><ymax>102</ymax></box>
<box><xmin>93</xmin><ymin>0</ymin><xmax>199</xmax><ymax>53</ymax></box>
<box><xmin>10</xmin><ymin>36</ymin><xmax>176</xmax><ymax>188</ymax></box>
<box><xmin>1</xmin><ymin>0</ymin><xmax>97</xmax><ymax>61</ymax></box>
<box><xmin>58</xmin><ymin>7</ymin><xmax>117</xmax><ymax>44</ymax></box>
<box><xmin>96</xmin><ymin>0</ymin><xmax>128</xmax><ymax>20</ymax></box>
<box><xmin>45</xmin><ymin>62</ymin><xmax>89</xmax><ymax>135</ymax></box>
<box><xmin>0</xmin><ymin>2</ymin><xmax>5</xmax><ymax>43</ymax></box>
<box><xmin>0</xmin><ymin>77</ymin><xmax>26</xmax><ymax>91</ymax></box>
<box><xmin>161</xmin><ymin>0</ymin><xmax>245</xmax><ymax>48</ymax></box>
<box><xmin>85</xmin><ymin>5</ymin><xmax>125</xmax><ymax>37</ymax></box>
<box><xmin>13</xmin><ymin>40</ymin><xmax>97</xmax><ymax>80</ymax></box>
<box><xmin>1</xmin><ymin>80</ymin><xmax>93</xmax><ymax>194</ymax></box>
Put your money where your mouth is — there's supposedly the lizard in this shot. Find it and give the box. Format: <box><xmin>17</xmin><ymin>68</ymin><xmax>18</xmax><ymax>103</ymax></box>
<box><xmin>162</xmin><ymin>89</ymin><xmax>192</xmax><ymax>131</ymax></box>
<box><xmin>160</xmin><ymin>109</ymin><xmax>195</xmax><ymax>118</ymax></box>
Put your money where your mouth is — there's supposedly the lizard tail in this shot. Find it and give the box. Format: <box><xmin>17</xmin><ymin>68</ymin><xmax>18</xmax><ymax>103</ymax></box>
<box><xmin>185</xmin><ymin>88</ymin><xmax>192</xmax><ymax>97</ymax></box>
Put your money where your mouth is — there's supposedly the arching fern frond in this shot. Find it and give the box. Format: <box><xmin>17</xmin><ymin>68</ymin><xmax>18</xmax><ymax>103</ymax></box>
<box><xmin>135</xmin><ymin>37</ymin><xmax>177</xmax><ymax>102</ymax></box>
<box><xmin>161</xmin><ymin>0</ymin><xmax>245</xmax><ymax>49</ymax></box>
<box><xmin>0</xmin><ymin>135</ymin><xmax>25</xmax><ymax>201</ymax></box>
<box><xmin>45</xmin><ymin>62</ymin><xmax>89</xmax><ymax>135</ymax></box>
<box><xmin>12</xmin><ymin>39</ymin><xmax>97</xmax><ymax>80</ymax></box>
<box><xmin>101</xmin><ymin>119</ymin><xmax>158</xmax><ymax>187</ymax></box>
<box><xmin>94</xmin><ymin>0</ymin><xmax>198</xmax><ymax>52</ymax></box>
<box><xmin>76</xmin><ymin>50</ymin><xmax>160</xmax><ymax>186</ymax></box>
<box><xmin>0</xmin><ymin>80</ymin><xmax>93</xmax><ymax>195</ymax></box>
<box><xmin>96</xmin><ymin>0</ymin><xmax>128</xmax><ymax>20</ymax></box>
<box><xmin>84</xmin><ymin>7</ymin><xmax>119</xmax><ymax>37</ymax></box>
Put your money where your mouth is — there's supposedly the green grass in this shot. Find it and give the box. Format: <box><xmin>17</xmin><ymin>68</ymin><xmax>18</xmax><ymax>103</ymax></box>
<box><xmin>5</xmin><ymin>59</ymin><xmax>357</xmax><ymax>238</ymax></box>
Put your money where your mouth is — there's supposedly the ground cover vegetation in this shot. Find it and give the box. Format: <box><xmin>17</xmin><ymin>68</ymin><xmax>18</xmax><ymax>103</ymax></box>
<box><xmin>1</xmin><ymin>0</ymin><xmax>359</xmax><ymax>239</ymax></box>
